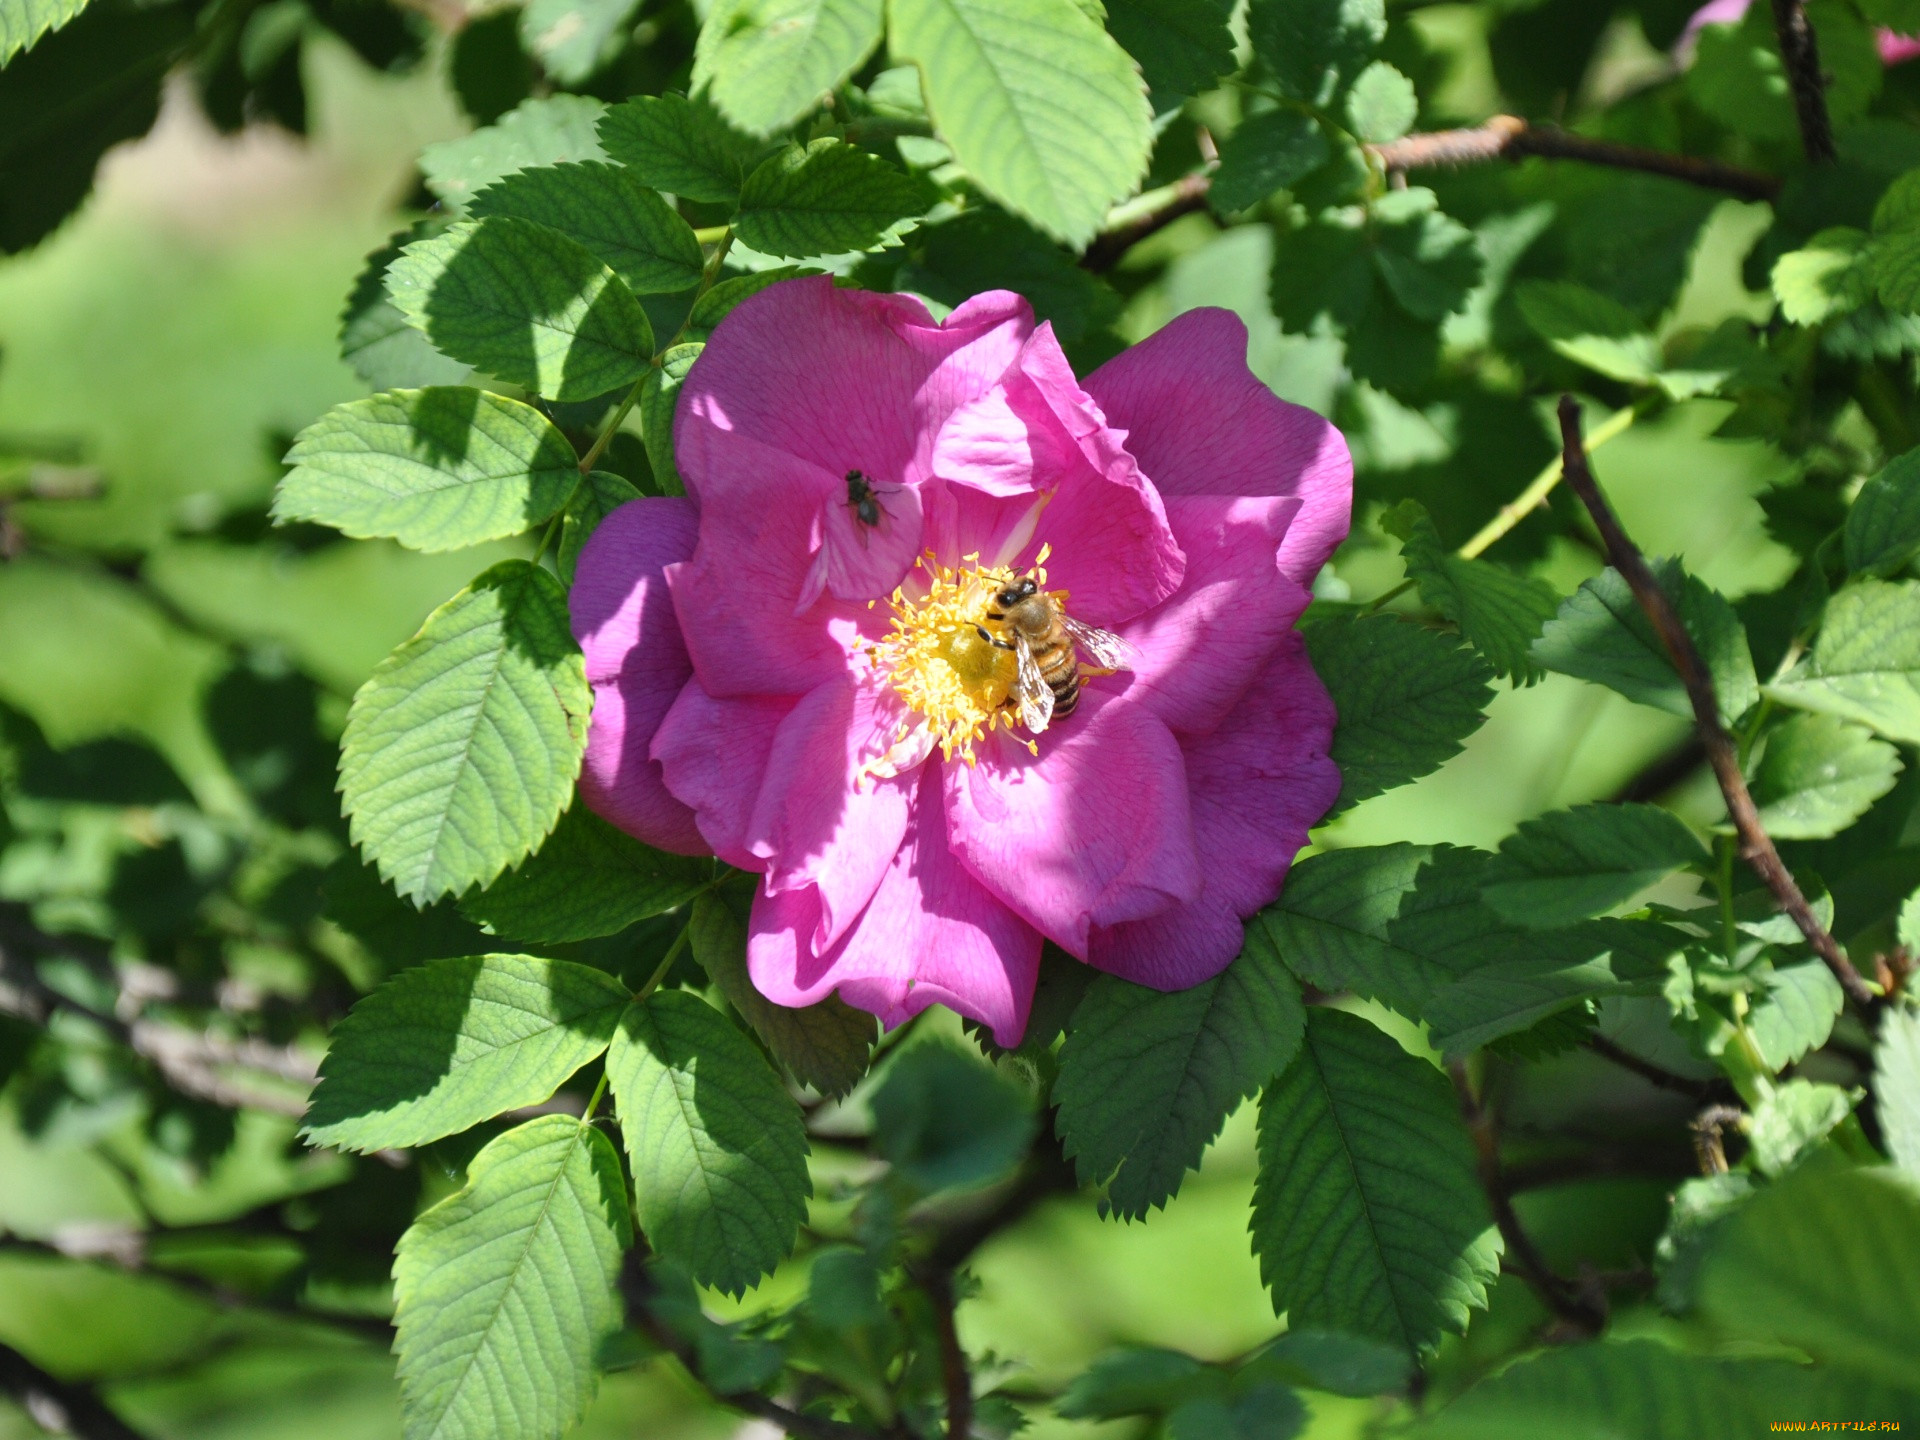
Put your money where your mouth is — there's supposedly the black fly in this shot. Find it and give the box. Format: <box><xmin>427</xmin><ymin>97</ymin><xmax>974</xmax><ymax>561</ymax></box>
<box><xmin>844</xmin><ymin>470</ymin><xmax>895</xmax><ymax>543</ymax></box>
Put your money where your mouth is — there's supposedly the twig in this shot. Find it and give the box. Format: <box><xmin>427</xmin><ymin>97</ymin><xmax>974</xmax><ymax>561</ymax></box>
<box><xmin>1449</xmin><ymin>1061</ymin><xmax>1605</xmax><ymax>1337</ymax></box>
<box><xmin>1691</xmin><ymin>1104</ymin><xmax>1748</xmax><ymax>1175</ymax></box>
<box><xmin>1769</xmin><ymin>0</ymin><xmax>1836</xmax><ymax>165</ymax></box>
<box><xmin>1553</xmin><ymin>396</ymin><xmax>1877</xmax><ymax>1011</ymax></box>
<box><xmin>1081</xmin><ymin>173</ymin><xmax>1213</xmax><ymax>272</ymax></box>
<box><xmin>920</xmin><ymin>1128</ymin><xmax>1078</xmax><ymax>1272</ymax></box>
<box><xmin>1584</xmin><ymin>1035</ymin><xmax>1727</xmax><ymax>1101</ymax></box>
<box><xmin>1608</xmin><ymin>736</ymin><xmax>1708</xmax><ymax>803</ymax></box>
<box><xmin>0</xmin><ymin>1340</ymin><xmax>151</xmax><ymax>1440</ymax></box>
<box><xmin>915</xmin><ymin>1268</ymin><xmax>972</xmax><ymax>1440</ymax></box>
<box><xmin>1457</xmin><ymin>402</ymin><xmax>1641</xmax><ymax>561</ymax></box>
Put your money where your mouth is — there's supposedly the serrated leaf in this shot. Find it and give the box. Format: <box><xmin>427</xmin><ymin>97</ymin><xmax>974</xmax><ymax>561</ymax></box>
<box><xmin>1058</xmin><ymin>1348</ymin><xmax>1219</xmax><ymax>1420</ymax></box>
<box><xmin>1345</xmin><ymin>60</ymin><xmax>1415</xmax><ymax>144</ymax></box>
<box><xmin>1209</xmin><ymin>110</ymin><xmax>1330</xmax><ymax>215</ymax></box>
<box><xmin>1103</xmin><ymin>0</ymin><xmax>1235</xmax><ymax>99</ymax></box>
<box><xmin>1771</xmin><ymin>227</ymin><xmax>1872</xmax><ymax>327</ymax></box>
<box><xmin>461</xmin><ymin>803</ymin><xmax>710</xmax><ymax>943</ymax></box>
<box><xmin>598</xmin><ymin>92</ymin><xmax>761</xmax><ymax>205</ymax></box>
<box><xmin>1745</xmin><ymin>713</ymin><xmax>1902</xmax><ymax>840</ymax></box>
<box><xmin>1303</xmin><ymin>613</ymin><xmax>1495</xmax><ymax>812</ymax></box>
<box><xmin>519</xmin><ymin>0</ymin><xmax>641</xmax><ymax>85</ymax></box>
<box><xmin>1515</xmin><ymin>279</ymin><xmax>1662</xmax><ymax>385</ymax></box>
<box><xmin>0</xmin><ymin>0</ymin><xmax>88</xmax><ymax>63</ymax></box>
<box><xmin>1481</xmin><ymin>803</ymin><xmax>1706</xmax><ymax>929</ymax></box>
<box><xmin>304</xmin><ymin>954</ymin><xmax>630</xmax><ymax>1152</ymax></box>
<box><xmin>1749</xmin><ymin>1079</ymin><xmax>1850</xmax><ymax>1175</ymax></box>
<box><xmin>340</xmin><ymin>561</ymin><xmax>590</xmax><ymax>904</ymax></box>
<box><xmin>387</xmin><ymin>216</ymin><xmax>654</xmax><ymax>402</ymax></box>
<box><xmin>608</xmin><ymin>989</ymin><xmax>811</xmax><ymax>1295</ymax></box>
<box><xmin>1382</xmin><ymin>502</ymin><xmax>1560</xmax><ymax>682</ymax></box>
<box><xmin>1874</xmin><ymin>229</ymin><xmax>1920</xmax><ymax>313</ymax></box>
<box><xmin>897</xmin><ymin>206</ymin><xmax>1122</xmax><ymax>343</ymax></box>
<box><xmin>1370</xmin><ymin>188</ymin><xmax>1482</xmax><ymax>323</ymax></box>
<box><xmin>276</xmin><ymin>389</ymin><xmax>579</xmax><ymax>552</ymax></box>
<box><xmin>889</xmin><ymin>0</ymin><xmax>1153</xmax><ymax>247</ymax></box>
<box><xmin>1243</xmin><ymin>1330</ymin><xmax>1411</xmax><ymax>1398</ymax></box>
<box><xmin>1247</xmin><ymin>0</ymin><xmax>1383</xmax><ymax>106</ymax></box>
<box><xmin>640</xmin><ymin>343</ymin><xmax>702</xmax><ymax>496</ymax></box>
<box><xmin>1696</xmin><ymin>1161</ymin><xmax>1920</xmax><ymax>1389</ymax></box>
<box><xmin>686</xmin><ymin>268</ymin><xmax>806</xmax><ymax>335</ymax></box>
<box><xmin>1844</xmin><ymin>446</ymin><xmax>1920</xmax><ymax>577</ymax></box>
<box><xmin>694</xmin><ymin>0</ymin><xmax>884</xmax><ymax>136</ymax></box>
<box><xmin>1747</xmin><ymin>959</ymin><xmax>1844</xmax><ymax>1071</ymax></box>
<box><xmin>871</xmin><ymin>1039</ymin><xmax>1035</xmax><ymax>1193</ymax></box>
<box><xmin>1874</xmin><ymin>1004</ymin><xmax>1920</xmax><ymax>1177</ymax></box>
<box><xmin>1767</xmin><ymin>579</ymin><xmax>1920</xmax><ymax>744</ymax></box>
<box><xmin>689</xmin><ymin>888</ymin><xmax>874</xmax><ymax>1098</ymax></box>
<box><xmin>340</xmin><ymin>227</ymin><xmax>475</xmax><ymax>391</ymax></box>
<box><xmin>558</xmin><ymin>470</ymin><xmax>641</xmax><ymax>582</ymax></box>
<box><xmin>1533</xmin><ymin>558</ymin><xmax>1760</xmax><ymax>725</ymax></box>
<box><xmin>734</xmin><ymin>139</ymin><xmax>931</xmax><ymax>258</ymax></box>
<box><xmin>393</xmin><ymin>1116</ymin><xmax>630</xmax><ymax>1440</ymax></box>
<box><xmin>421</xmin><ymin>94</ymin><xmax>609</xmax><ymax>213</ymax></box>
<box><xmin>470</xmin><ymin>161</ymin><xmax>705</xmax><ymax>295</ymax></box>
<box><xmin>1054</xmin><ymin>932</ymin><xmax>1306</xmax><ymax>1220</ymax></box>
<box><xmin>1251</xmin><ymin>1010</ymin><xmax>1500</xmax><ymax>1356</ymax></box>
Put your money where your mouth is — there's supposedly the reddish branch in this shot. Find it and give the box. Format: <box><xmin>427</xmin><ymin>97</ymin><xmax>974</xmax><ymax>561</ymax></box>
<box><xmin>1555</xmin><ymin>396</ymin><xmax>1877</xmax><ymax>1011</ymax></box>
<box><xmin>915</xmin><ymin>1268</ymin><xmax>973</xmax><ymax>1440</ymax></box>
<box><xmin>0</xmin><ymin>1341</ymin><xmax>150</xmax><ymax>1440</ymax></box>
<box><xmin>1770</xmin><ymin>0</ymin><xmax>1837</xmax><ymax>164</ymax></box>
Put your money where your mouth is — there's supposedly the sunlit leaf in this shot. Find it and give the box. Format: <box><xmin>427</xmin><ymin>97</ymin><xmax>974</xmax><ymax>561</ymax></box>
<box><xmin>693</xmin><ymin>0</ymin><xmax>884</xmax><ymax>136</ymax></box>
<box><xmin>1768</xmin><ymin>579</ymin><xmax>1920</xmax><ymax>744</ymax></box>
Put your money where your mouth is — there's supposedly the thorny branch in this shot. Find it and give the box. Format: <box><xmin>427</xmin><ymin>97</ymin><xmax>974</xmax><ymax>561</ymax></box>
<box><xmin>1769</xmin><ymin>0</ymin><xmax>1837</xmax><ymax>165</ymax></box>
<box><xmin>1553</xmin><ymin>396</ymin><xmax>1879</xmax><ymax>1012</ymax></box>
<box><xmin>1584</xmin><ymin>1035</ymin><xmax>1728</xmax><ymax>1102</ymax></box>
<box><xmin>914</xmin><ymin>1267</ymin><xmax>973</xmax><ymax>1440</ymax></box>
<box><xmin>0</xmin><ymin>1339</ymin><xmax>151</xmax><ymax>1440</ymax></box>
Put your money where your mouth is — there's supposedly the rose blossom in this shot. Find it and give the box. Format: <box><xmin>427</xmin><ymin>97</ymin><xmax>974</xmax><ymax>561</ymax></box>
<box><xmin>569</xmin><ymin>277</ymin><xmax>1350</xmax><ymax>1045</ymax></box>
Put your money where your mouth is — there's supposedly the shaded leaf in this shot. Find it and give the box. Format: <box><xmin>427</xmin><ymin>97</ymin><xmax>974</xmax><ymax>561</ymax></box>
<box><xmin>734</xmin><ymin>139</ymin><xmax>931</xmax><ymax>258</ymax></box>
<box><xmin>470</xmin><ymin>160</ymin><xmax>706</xmax><ymax>295</ymax></box>
<box><xmin>558</xmin><ymin>469</ymin><xmax>641</xmax><ymax>583</ymax></box>
<box><xmin>871</xmin><ymin>1039</ymin><xmax>1035</xmax><ymax>1194</ymax></box>
<box><xmin>519</xmin><ymin>0</ymin><xmax>641</xmax><ymax>85</ymax></box>
<box><xmin>640</xmin><ymin>343</ymin><xmax>702</xmax><ymax>496</ymax></box>
<box><xmin>1844</xmin><ymin>445</ymin><xmax>1920</xmax><ymax>577</ymax></box>
<box><xmin>1210</xmin><ymin>111</ymin><xmax>1330</xmax><ymax>215</ymax></box>
<box><xmin>1058</xmin><ymin>1348</ymin><xmax>1219</xmax><ymax>1420</ymax></box>
<box><xmin>1104</xmin><ymin>0</ymin><xmax>1235</xmax><ymax>99</ymax></box>
<box><xmin>421</xmin><ymin>94</ymin><xmax>609</xmax><ymax>213</ymax></box>
<box><xmin>1482</xmin><ymin>803</ymin><xmax>1708</xmax><ymax>929</ymax></box>
<box><xmin>1874</xmin><ymin>1003</ymin><xmax>1920</xmax><ymax>1177</ymax></box>
<box><xmin>1515</xmin><ymin>279</ymin><xmax>1662</xmax><ymax>385</ymax></box>
<box><xmin>1382</xmin><ymin>501</ymin><xmax>1560</xmax><ymax>682</ymax></box>
<box><xmin>1248</xmin><ymin>0</ymin><xmax>1384</xmax><ymax>106</ymax></box>
<box><xmin>597</xmin><ymin>91</ymin><xmax>761</xmax><ymax>205</ymax></box>
<box><xmin>340</xmin><ymin>226</ymin><xmax>474</xmax><ymax>391</ymax></box>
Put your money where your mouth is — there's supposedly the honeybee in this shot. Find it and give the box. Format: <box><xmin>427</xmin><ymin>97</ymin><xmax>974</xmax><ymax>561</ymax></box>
<box><xmin>975</xmin><ymin>576</ymin><xmax>1134</xmax><ymax>734</ymax></box>
<box><xmin>844</xmin><ymin>470</ymin><xmax>896</xmax><ymax>544</ymax></box>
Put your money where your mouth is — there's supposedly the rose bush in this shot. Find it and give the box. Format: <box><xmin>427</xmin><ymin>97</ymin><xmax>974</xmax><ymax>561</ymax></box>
<box><xmin>570</xmin><ymin>277</ymin><xmax>1351</xmax><ymax>1044</ymax></box>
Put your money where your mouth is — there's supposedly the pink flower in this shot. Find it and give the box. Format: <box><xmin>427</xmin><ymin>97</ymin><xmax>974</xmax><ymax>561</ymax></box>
<box><xmin>1679</xmin><ymin>0</ymin><xmax>1920</xmax><ymax>65</ymax></box>
<box><xmin>569</xmin><ymin>278</ymin><xmax>1349</xmax><ymax>1045</ymax></box>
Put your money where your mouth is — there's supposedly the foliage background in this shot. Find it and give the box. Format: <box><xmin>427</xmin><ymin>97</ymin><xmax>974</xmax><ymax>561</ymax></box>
<box><xmin>0</xmin><ymin>0</ymin><xmax>1916</xmax><ymax>1436</ymax></box>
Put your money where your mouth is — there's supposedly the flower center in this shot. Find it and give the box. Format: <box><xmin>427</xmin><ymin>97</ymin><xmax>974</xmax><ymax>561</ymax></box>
<box><xmin>868</xmin><ymin>553</ymin><xmax>1041</xmax><ymax>766</ymax></box>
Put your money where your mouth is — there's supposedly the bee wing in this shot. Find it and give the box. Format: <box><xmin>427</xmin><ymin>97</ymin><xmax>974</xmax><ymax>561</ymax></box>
<box><xmin>1060</xmin><ymin>615</ymin><xmax>1137</xmax><ymax>671</ymax></box>
<box><xmin>1012</xmin><ymin>633</ymin><xmax>1055</xmax><ymax>734</ymax></box>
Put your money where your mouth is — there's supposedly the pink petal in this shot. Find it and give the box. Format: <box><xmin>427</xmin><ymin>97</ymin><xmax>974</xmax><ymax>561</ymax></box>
<box><xmin>651</xmin><ymin>683</ymin><xmax>794</xmax><ymax>869</ymax></box>
<box><xmin>944</xmin><ymin>689</ymin><xmax>1201</xmax><ymax>958</ymax></box>
<box><xmin>1118</xmin><ymin>495</ymin><xmax>1312</xmax><ymax>737</ymax></box>
<box><xmin>746</xmin><ymin>674</ymin><xmax>917</xmax><ymax>953</ymax></box>
<box><xmin>747</xmin><ymin>769</ymin><xmax>1043</xmax><ymax>1046</ymax></box>
<box><xmin>1880</xmin><ymin>30</ymin><xmax>1920</xmax><ymax>64</ymax></box>
<box><xmin>568</xmin><ymin>497</ymin><xmax>705</xmax><ymax>854</ymax></box>
<box><xmin>665</xmin><ymin>426</ymin><xmax>873</xmax><ymax>698</ymax></box>
<box><xmin>1088</xmin><ymin>633</ymin><xmax>1340</xmax><ymax>988</ymax></box>
<box><xmin>1083</xmin><ymin>308</ymin><xmax>1352</xmax><ymax>587</ymax></box>
<box><xmin>676</xmin><ymin>277</ymin><xmax>1032</xmax><ymax>499</ymax></box>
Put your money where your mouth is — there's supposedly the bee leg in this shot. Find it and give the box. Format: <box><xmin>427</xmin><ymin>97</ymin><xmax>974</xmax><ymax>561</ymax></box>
<box><xmin>974</xmin><ymin>624</ymin><xmax>1017</xmax><ymax>651</ymax></box>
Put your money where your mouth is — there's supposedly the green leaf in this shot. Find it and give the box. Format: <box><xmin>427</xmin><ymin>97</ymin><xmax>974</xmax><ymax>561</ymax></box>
<box><xmin>895</xmin><ymin>207</ymin><xmax>1123</xmax><ymax>344</ymax></box>
<box><xmin>387</xmin><ymin>216</ymin><xmax>654</xmax><ymax>402</ymax></box>
<box><xmin>1845</xmin><ymin>446</ymin><xmax>1920</xmax><ymax>577</ymax></box>
<box><xmin>1688</xmin><ymin>2</ymin><xmax>1880</xmax><ymax>145</ymax></box>
<box><xmin>1768</xmin><ymin>579</ymin><xmax>1920</xmax><ymax>744</ymax></box>
<box><xmin>1514</xmin><ymin>280</ymin><xmax>1662</xmax><ymax>385</ymax></box>
<box><xmin>1252</xmin><ymin>1010</ymin><xmax>1499</xmax><ymax>1356</ymax></box>
<box><xmin>1369</xmin><ymin>188</ymin><xmax>1483</xmax><ymax>323</ymax></box>
<box><xmin>686</xmin><ymin>268</ymin><xmax>806</xmax><ymax>336</ymax></box>
<box><xmin>421</xmin><ymin>95</ymin><xmax>609</xmax><ymax>213</ymax></box>
<box><xmin>460</xmin><ymin>803</ymin><xmax>710</xmax><ymax>944</ymax></box>
<box><xmin>1533</xmin><ymin>559</ymin><xmax>1760</xmax><ymax>725</ymax></box>
<box><xmin>888</xmin><ymin>0</ymin><xmax>1153</xmax><ymax>247</ymax></box>
<box><xmin>1345</xmin><ymin>60</ymin><xmax>1415</xmax><ymax>144</ymax></box>
<box><xmin>1248</xmin><ymin>0</ymin><xmax>1384</xmax><ymax>106</ymax></box>
<box><xmin>608</xmin><ymin>989</ymin><xmax>811</xmax><ymax>1295</ymax></box>
<box><xmin>340</xmin><ymin>226</ymin><xmax>475</xmax><ymax>392</ymax></box>
<box><xmin>1382</xmin><ymin>502</ymin><xmax>1561</xmax><ymax>683</ymax></box>
<box><xmin>693</xmin><ymin>0</ymin><xmax>884</xmax><ymax>137</ymax></box>
<box><xmin>1874</xmin><ymin>1003</ymin><xmax>1920</xmax><ymax>1177</ymax></box>
<box><xmin>1748</xmin><ymin>1079</ymin><xmax>1851</xmax><ymax>1175</ymax></box>
<box><xmin>1481</xmin><ymin>803</ymin><xmax>1706</xmax><ymax>929</ymax></box>
<box><xmin>0</xmin><ymin>0</ymin><xmax>89</xmax><ymax>64</ymax></box>
<box><xmin>1695</xmin><ymin>1160</ymin><xmax>1920</xmax><ymax>1389</ymax></box>
<box><xmin>519</xmin><ymin>0</ymin><xmax>641</xmax><ymax>85</ymax></box>
<box><xmin>1745</xmin><ymin>713</ymin><xmax>1902</xmax><ymax>840</ymax></box>
<box><xmin>597</xmin><ymin>92</ymin><xmax>761</xmax><ymax>206</ymax></box>
<box><xmin>871</xmin><ymin>1039</ymin><xmax>1036</xmax><ymax>1193</ymax></box>
<box><xmin>734</xmin><ymin>139</ymin><xmax>932</xmax><ymax>258</ymax></box>
<box><xmin>1303</xmin><ymin>613</ymin><xmax>1495</xmax><ymax>812</ymax></box>
<box><xmin>340</xmin><ymin>561</ymin><xmax>591</xmax><ymax>904</ymax></box>
<box><xmin>1058</xmin><ymin>1348</ymin><xmax>1219</xmax><ymax>1420</ymax></box>
<box><xmin>688</xmin><ymin>887</ymin><xmax>874</xmax><ymax>1098</ymax></box>
<box><xmin>559</xmin><ymin>469</ymin><xmax>641</xmax><ymax>583</ymax></box>
<box><xmin>470</xmin><ymin>161</ymin><xmax>706</xmax><ymax>295</ymax></box>
<box><xmin>1103</xmin><ymin>0</ymin><xmax>1235</xmax><ymax>99</ymax></box>
<box><xmin>1771</xmin><ymin>227</ymin><xmax>1873</xmax><ymax>327</ymax></box>
<box><xmin>1243</xmin><ymin>1330</ymin><xmax>1412</xmax><ymax>1398</ymax></box>
<box><xmin>1167</xmin><ymin>1385</ymin><xmax>1308</xmax><ymax>1440</ymax></box>
<box><xmin>1209</xmin><ymin>111</ymin><xmax>1330</xmax><ymax>215</ymax></box>
<box><xmin>1747</xmin><ymin>959</ymin><xmax>1844</xmax><ymax>1071</ymax></box>
<box><xmin>393</xmin><ymin>1116</ymin><xmax>631</xmax><ymax>1440</ymax></box>
<box><xmin>304</xmin><ymin>954</ymin><xmax>630</xmax><ymax>1152</ymax></box>
<box><xmin>1872</xmin><ymin>229</ymin><xmax>1920</xmax><ymax>313</ymax></box>
<box><xmin>275</xmin><ymin>389</ymin><xmax>578</xmax><ymax>552</ymax></box>
<box><xmin>808</xmin><ymin>1246</ymin><xmax>885</xmax><ymax>1329</ymax></box>
<box><xmin>640</xmin><ymin>343</ymin><xmax>702</xmax><ymax>496</ymax></box>
<box><xmin>1054</xmin><ymin>932</ymin><xmax>1306</xmax><ymax>1220</ymax></box>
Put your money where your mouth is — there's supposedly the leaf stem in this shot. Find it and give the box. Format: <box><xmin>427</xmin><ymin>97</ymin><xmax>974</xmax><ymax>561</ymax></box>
<box><xmin>635</xmin><ymin>922</ymin><xmax>693</xmax><ymax>1005</ymax></box>
<box><xmin>1456</xmin><ymin>401</ymin><xmax>1641</xmax><ymax>561</ymax></box>
<box><xmin>582</xmin><ymin>1069</ymin><xmax>611</xmax><ymax>1122</ymax></box>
